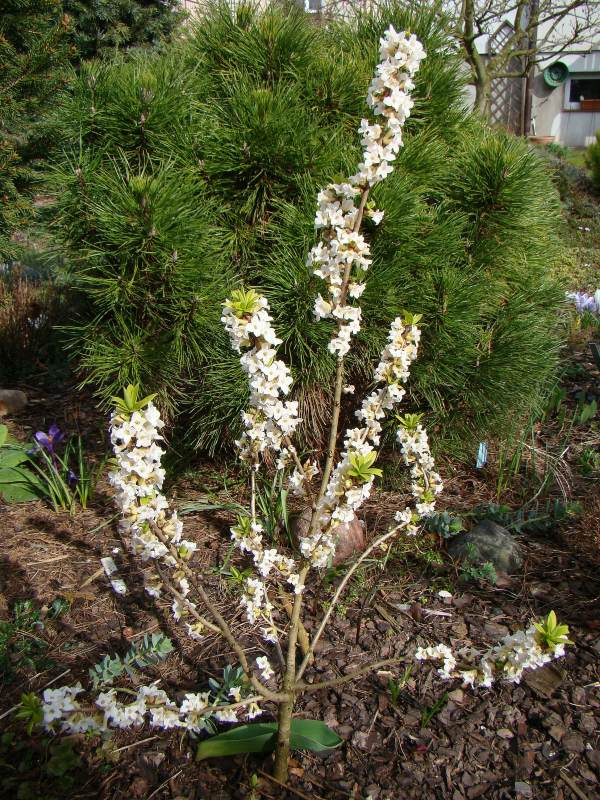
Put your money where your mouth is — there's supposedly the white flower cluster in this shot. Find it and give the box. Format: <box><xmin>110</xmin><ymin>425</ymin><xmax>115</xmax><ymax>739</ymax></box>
<box><xmin>230</xmin><ymin>515</ymin><xmax>301</xmax><ymax>641</ymax></box>
<box><xmin>355</xmin><ymin>27</ymin><xmax>426</xmax><ymax>187</ymax></box>
<box><xmin>109</xmin><ymin>402</ymin><xmax>200</xmax><ymax>634</ymax></box>
<box><xmin>309</xmin><ymin>28</ymin><xmax>425</xmax><ymax>359</ymax></box>
<box><xmin>221</xmin><ymin>291</ymin><xmax>301</xmax><ymax>466</ymax></box>
<box><xmin>416</xmin><ymin>625</ymin><xmax>567</xmax><ymax>689</ymax></box>
<box><xmin>395</xmin><ymin>419</ymin><xmax>443</xmax><ymax>535</ymax></box>
<box><xmin>463</xmin><ymin>624</ymin><xmax>568</xmax><ymax>688</ymax></box>
<box><xmin>41</xmin><ymin>682</ymin><xmax>261</xmax><ymax>735</ymax></box>
<box><xmin>415</xmin><ymin>643</ymin><xmax>457</xmax><ymax>680</ymax></box>
<box><xmin>300</xmin><ymin>315</ymin><xmax>424</xmax><ymax>567</ymax></box>
<box><xmin>309</xmin><ymin>186</ymin><xmax>369</xmax><ymax>358</ymax></box>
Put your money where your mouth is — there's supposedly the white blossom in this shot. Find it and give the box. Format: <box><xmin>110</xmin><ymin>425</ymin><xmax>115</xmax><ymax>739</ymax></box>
<box><xmin>109</xmin><ymin>402</ymin><xmax>193</xmax><ymax>627</ymax></box>
<box><xmin>256</xmin><ymin>655</ymin><xmax>275</xmax><ymax>681</ymax></box>
<box><xmin>222</xmin><ymin>291</ymin><xmax>301</xmax><ymax>465</ymax></box>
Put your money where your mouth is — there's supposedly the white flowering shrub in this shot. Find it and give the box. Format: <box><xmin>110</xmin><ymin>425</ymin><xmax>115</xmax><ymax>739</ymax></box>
<box><xmin>28</xmin><ymin>27</ymin><xmax>572</xmax><ymax>784</ymax></box>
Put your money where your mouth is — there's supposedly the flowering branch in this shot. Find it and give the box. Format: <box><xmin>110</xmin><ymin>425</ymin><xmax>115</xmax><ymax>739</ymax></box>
<box><xmin>31</xmin><ymin>26</ymin><xmax>573</xmax><ymax>790</ymax></box>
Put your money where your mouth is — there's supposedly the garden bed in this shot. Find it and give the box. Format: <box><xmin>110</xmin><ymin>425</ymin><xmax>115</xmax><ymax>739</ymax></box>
<box><xmin>0</xmin><ymin>340</ymin><xmax>598</xmax><ymax>800</ymax></box>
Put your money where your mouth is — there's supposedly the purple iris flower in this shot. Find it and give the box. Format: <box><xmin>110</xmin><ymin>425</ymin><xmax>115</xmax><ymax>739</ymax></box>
<box><xmin>34</xmin><ymin>424</ymin><xmax>65</xmax><ymax>467</ymax></box>
<box><xmin>566</xmin><ymin>291</ymin><xmax>600</xmax><ymax>315</ymax></box>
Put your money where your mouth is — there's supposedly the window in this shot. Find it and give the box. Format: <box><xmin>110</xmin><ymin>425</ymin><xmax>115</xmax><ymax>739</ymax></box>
<box><xmin>565</xmin><ymin>74</ymin><xmax>600</xmax><ymax>110</ymax></box>
<box><xmin>304</xmin><ymin>0</ymin><xmax>321</xmax><ymax>12</ymax></box>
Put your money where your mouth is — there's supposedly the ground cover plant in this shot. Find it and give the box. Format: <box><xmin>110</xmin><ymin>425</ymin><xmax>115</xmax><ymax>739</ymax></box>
<box><xmin>19</xmin><ymin>29</ymin><xmax>574</xmax><ymax>791</ymax></box>
<box><xmin>52</xmin><ymin>0</ymin><xmax>565</xmax><ymax>460</ymax></box>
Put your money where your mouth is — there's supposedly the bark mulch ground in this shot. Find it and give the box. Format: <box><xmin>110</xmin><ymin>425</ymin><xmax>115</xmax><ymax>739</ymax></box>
<box><xmin>0</xmin><ymin>341</ymin><xmax>599</xmax><ymax>800</ymax></box>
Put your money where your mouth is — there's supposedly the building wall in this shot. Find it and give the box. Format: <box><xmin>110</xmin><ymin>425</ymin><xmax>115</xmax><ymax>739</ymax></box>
<box><xmin>528</xmin><ymin>51</ymin><xmax>600</xmax><ymax>147</ymax></box>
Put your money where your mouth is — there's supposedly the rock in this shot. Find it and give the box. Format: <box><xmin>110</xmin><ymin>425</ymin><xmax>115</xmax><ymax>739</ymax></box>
<box><xmin>0</xmin><ymin>389</ymin><xmax>27</xmax><ymax>416</ymax></box>
<box><xmin>548</xmin><ymin>724</ymin><xmax>566</xmax><ymax>742</ymax></box>
<box><xmin>519</xmin><ymin>751</ymin><xmax>535</xmax><ymax>773</ymax></box>
<box><xmin>290</xmin><ymin>507</ymin><xmax>365</xmax><ymax>565</ymax></box>
<box><xmin>580</xmin><ymin>767</ymin><xmax>598</xmax><ymax>784</ymax></box>
<box><xmin>542</xmin><ymin>742</ymin><xmax>560</xmax><ymax>761</ymax></box>
<box><xmin>323</xmin><ymin>706</ymin><xmax>339</xmax><ymax>729</ymax></box>
<box><xmin>497</xmin><ymin>728</ymin><xmax>514</xmax><ymax>739</ymax></box>
<box><xmin>448</xmin><ymin>689</ymin><xmax>464</xmax><ymax>704</ymax></box>
<box><xmin>467</xmin><ymin>785</ymin><xmax>491</xmax><ymax>799</ymax></box>
<box><xmin>447</xmin><ymin>520</ymin><xmax>522</xmax><ymax>573</ymax></box>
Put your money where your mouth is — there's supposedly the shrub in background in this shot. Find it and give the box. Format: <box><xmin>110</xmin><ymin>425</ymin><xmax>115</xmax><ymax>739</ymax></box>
<box><xmin>586</xmin><ymin>130</ymin><xmax>600</xmax><ymax>191</ymax></box>
<box><xmin>52</xmin><ymin>0</ymin><xmax>564</xmax><ymax>458</ymax></box>
<box><xmin>0</xmin><ymin>0</ymin><xmax>71</xmax><ymax>262</ymax></box>
<box><xmin>63</xmin><ymin>0</ymin><xmax>184</xmax><ymax>61</ymax></box>
<box><xmin>0</xmin><ymin>268</ymin><xmax>69</xmax><ymax>383</ymax></box>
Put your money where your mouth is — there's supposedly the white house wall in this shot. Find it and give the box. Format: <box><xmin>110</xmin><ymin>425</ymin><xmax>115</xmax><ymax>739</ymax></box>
<box><xmin>531</xmin><ymin>50</ymin><xmax>600</xmax><ymax>146</ymax></box>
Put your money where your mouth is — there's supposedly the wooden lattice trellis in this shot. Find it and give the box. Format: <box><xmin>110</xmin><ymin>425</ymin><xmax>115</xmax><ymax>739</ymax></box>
<box><xmin>489</xmin><ymin>22</ymin><xmax>525</xmax><ymax>133</ymax></box>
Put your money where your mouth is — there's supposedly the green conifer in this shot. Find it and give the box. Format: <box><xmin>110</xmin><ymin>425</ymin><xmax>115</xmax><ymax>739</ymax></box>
<box><xmin>0</xmin><ymin>0</ymin><xmax>70</xmax><ymax>260</ymax></box>
<box><xmin>52</xmin><ymin>1</ymin><xmax>565</xmax><ymax>458</ymax></box>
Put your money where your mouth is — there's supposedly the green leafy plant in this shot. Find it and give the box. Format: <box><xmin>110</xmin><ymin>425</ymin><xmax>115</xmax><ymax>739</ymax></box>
<box><xmin>546</xmin><ymin>142</ymin><xmax>568</xmax><ymax>160</ymax></box>
<box><xmin>579</xmin><ymin>446</ymin><xmax>600</xmax><ymax>477</ymax></box>
<box><xmin>0</xmin><ymin>599</ymin><xmax>68</xmax><ymax>682</ymax></box>
<box><xmin>387</xmin><ymin>665</ymin><xmax>413</xmax><ymax>704</ymax></box>
<box><xmin>585</xmin><ymin>129</ymin><xmax>600</xmax><ymax>191</ymax></box>
<box><xmin>423</xmin><ymin>511</ymin><xmax>463</xmax><ymax>539</ymax></box>
<box><xmin>111</xmin><ymin>384</ymin><xmax>157</xmax><ymax>415</ymax></box>
<box><xmin>472</xmin><ymin>499</ymin><xmax>582</xmax><ymax>534</ymax></box>
<box><xmin>197</xmin><ymin>719</ymin><xmax>342</xmax><ymax>761</ymax></box>
<box><xmin>207</xmin><ymin>664</ymin><xmax>247</xmax><ymax>705</ymax></box>
<box><xmin>27</xmin><ymin>425</ymin><xmax>104</xmax><ymax>512</ymax></box>
<box><xmin>534</xmin><ymin>610</ymin><xmax>573</xmax><ymax>649</ymax></box>
<box><xmin>574</xmin><ymin>398</ymin><xmax>597</xmax><ymax>425</ymax></box>
<box><xmin>54</xmin><ymin>0</ymin><xmax>565</xmax><ymax>459</ymax></box>
<box><xmin>63</xmin><ymin>0</ymin><xmax>183</xmax><ymax>61</ymax></box>
<box><xmin>420</xmin><ymin>691</ymin><xmax>448</xmax><ymax>727</ymax></box>
<box><xmin>459</xmin><ymin>543</ymin><xmax>497</xmax><ymax>585</ymax></box>
<box><xmin>347</xmin><ymin>451</ymin><xmax>383</xmax><ymax>483</ymax></box>
<box><xmin>0</xmin><ymin>424</ymin><xmax>45</xmax><ymax>503</ymax></box>
<box><xmin>89</xmin><ymin>633</ymin><xmax>174</xmax><ymax>689</ymax></box>
<box><xmin>0</xmin><ymin>732</ymin><xmax>83</xmax><ymax>800</ymax></box>
<box><xmin>15</xmin><ymin>693</ymin><xmax>44</xmax><ymax>735</ymax></box>
<box><xmin>461</xmin><ymin>560</ymin><xmax>497</xmax><ymax>585</ymax></box>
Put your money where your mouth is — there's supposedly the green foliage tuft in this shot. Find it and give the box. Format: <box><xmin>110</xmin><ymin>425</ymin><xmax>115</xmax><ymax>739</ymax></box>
<box><xmin>89</xmin><ymin>632</ymin><xmax>174</xmax><ymax>689</ymax></box>
<box><xmin>63</xmin><ymin>0</ymin><xmax>184</xmax><ymax>61</ymax></box>
<box><xmin>585</xmin><ymin>130</ymin><xmax>600</xmax><ymax>191</ymax></box>
<box><xmin>0</xmin><ymin>0</ymin><xmax>70</xmax><ymax>260</ymax></box>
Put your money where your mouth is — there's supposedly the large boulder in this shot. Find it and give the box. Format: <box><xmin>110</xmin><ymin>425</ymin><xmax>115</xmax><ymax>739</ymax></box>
<box><xmin>290</xmin><ymin>507</ymin><xmax>365</xmax><ymax>566</ymax></box>
<box><xmin>447</xmin><ymin>519</ymin><xmax>523</xmax><ymax>574</ymax></box>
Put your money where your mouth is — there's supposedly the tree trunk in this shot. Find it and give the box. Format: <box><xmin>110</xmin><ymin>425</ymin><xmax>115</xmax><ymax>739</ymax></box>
<box><xmin>474</xmin><ymin>77</ymin><xmax>492</xmax><ymax>118</ymax></box>
<box><xmin>462</xmin><ymin>0</ymin><xmax>492</xmax><ymax>121</ymax></box>
<box><xmin>273</xmin><ymin>697</ymin><xmax>294</xmax><ymax>783</ymax></box>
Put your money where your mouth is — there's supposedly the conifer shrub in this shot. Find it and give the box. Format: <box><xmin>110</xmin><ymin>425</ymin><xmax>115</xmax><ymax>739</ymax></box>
<box><xmin>52</xmin><ymin>0</ymin><xmax>564</xmax><ymax>457</ymax></box>
<box><xmin>586</xmin><ymin>130</ymin><xmax>600</xmax><ymax>191</ymax></box>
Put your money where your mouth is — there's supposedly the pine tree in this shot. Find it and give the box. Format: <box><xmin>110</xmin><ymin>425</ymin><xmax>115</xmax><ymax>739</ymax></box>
<box><xmin>0</xmin><ymin>0</ymin><xmax>70</xmax><ymax>261</ymax></box>
<box><xmin>63</xmin><ymin>0</ymin><xmax>185</xmax><ymax>60</ymax></box>
<box><xmin>52</xmin><ymin>1</ymin><xmax>565</xmax><ymax>458</ymax></box>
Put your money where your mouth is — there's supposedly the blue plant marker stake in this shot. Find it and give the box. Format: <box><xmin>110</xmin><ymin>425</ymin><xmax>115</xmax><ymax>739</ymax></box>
<box><xmin>476</xmin><ymin>441</ymin><xmax>488</xmax><ymax>469</ymax></box>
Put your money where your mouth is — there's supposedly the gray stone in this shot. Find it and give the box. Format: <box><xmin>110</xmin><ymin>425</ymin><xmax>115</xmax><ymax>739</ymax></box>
<box><xmin>447</xmin><ymin>520</ymin><xmax>523</xmax><ymax>573</ymax></box>
<box><xmin>0</xmin><ymin>389</ymin><xmax>27</xmax><ymax>416</ymax></box>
